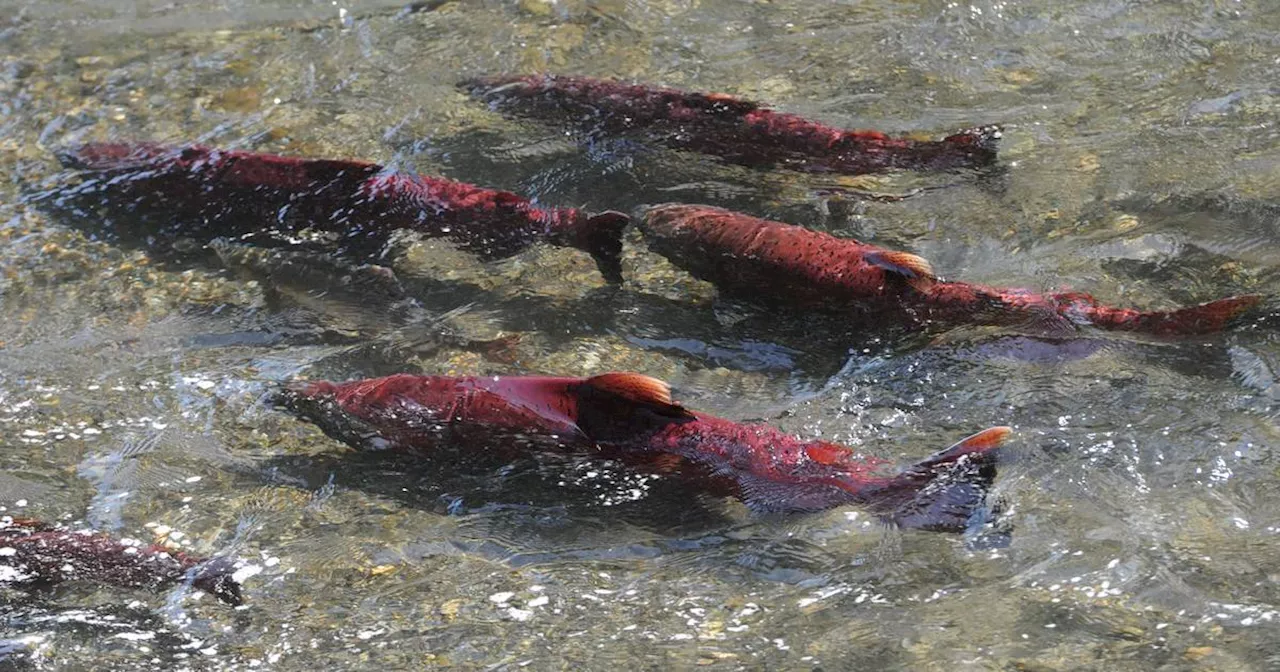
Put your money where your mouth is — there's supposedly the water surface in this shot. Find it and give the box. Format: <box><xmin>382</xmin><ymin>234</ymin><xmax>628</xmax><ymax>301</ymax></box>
<box><xmin>2</xmin><ymin>0</ymin><xmax>1280</xmax><ymax>669</ymax></box>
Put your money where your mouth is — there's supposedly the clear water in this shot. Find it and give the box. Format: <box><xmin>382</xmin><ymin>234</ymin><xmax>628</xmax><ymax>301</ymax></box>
<box><xmin>2</xmin><ymin>0</ymin><xmax>1280</xmax><ymax>669</ymax></box>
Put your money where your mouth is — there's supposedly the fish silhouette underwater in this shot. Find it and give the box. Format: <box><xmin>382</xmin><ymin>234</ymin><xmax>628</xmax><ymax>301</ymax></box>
<box><xmin>0</xmin><ymin>516</ymin><xmax>242</xmax><ymax>605</ymax></box>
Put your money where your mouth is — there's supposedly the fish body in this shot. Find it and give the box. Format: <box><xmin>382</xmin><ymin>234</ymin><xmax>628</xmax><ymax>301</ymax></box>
<box><xmin>640</xmin><ymin>204</ymin><xmax>1262</xmax><ymax>336</ymax></box>
<box><xmin>281</xmin><ymin>372</ymin><xmax>1008</xmax><ymax>532</ymax></box>
<box><xmin>0</xmin><ymin>517</ymin><xmax>242</xmax><ymax>605</ymax></box>
<box><xmin>463</xmin><ymin>74</ymin><xmax>1002</xmax><ymax>175</ymax></box>
<box><xmin>56</xmin><ymin>142</ymin><xmax>630</xmax><ymax>282</ymax></box>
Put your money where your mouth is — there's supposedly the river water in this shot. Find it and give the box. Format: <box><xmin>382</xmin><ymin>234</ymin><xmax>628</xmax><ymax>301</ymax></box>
<box><xmin>2</xmin><ymin>0</ymin><xmax>1280</xmax><ymax>669</ymax></box>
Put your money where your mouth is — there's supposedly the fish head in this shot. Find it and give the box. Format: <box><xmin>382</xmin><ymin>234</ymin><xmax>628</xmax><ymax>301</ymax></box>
<box><xmin>191</xmin><ymin>556</ymin><xmax>244</xmax><ymax>606</ymax></box>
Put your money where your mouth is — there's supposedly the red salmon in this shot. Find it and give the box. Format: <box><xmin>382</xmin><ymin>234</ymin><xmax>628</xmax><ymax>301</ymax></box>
<box><xmin>640</xmin><ymin>204</ymin><xmax>1262</xmax><ymax>336</ymax></box>
<box><xmin>0</xmin><ymin>517</ymin><xmax>242</xmax><ymax>605</ymax></box>
<box><xmin>56</xmin><ymin>142</ymin><xmax>630</xmax><ymax>282</ymax></box>
<box><xmin>463</xmin><ymin>74</ymin><xmax>1001</xmax><ymax>175</ymax></box>
<box><xmin>280</xmin><ymin>372</ymin><xmax>1010</xmax><ymax>533</ymax></box>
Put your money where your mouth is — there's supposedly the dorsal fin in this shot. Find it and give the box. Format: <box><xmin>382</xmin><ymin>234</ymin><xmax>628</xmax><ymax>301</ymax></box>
<box><xmin>583</xmin><ymin>372</ymin><xmax>685</xmax><ymax>412</ymax></box>
<box><xmin>803</xmin><ymin>441</ymin><xmax>853</xmax><ymax>466</ymax></box>
<box><xmin>915</xmin><ymin>426</ymin><xmax>1011</xmax><ymax>470</ymax></box>
<box><xmin>866</xmin><ymin>249</ymin><xmax>936</xmax><ymax>293</ymax></box>
<box><xmin>942</xmin><ymin>124</ymin><xmax>1004</xmax><ymax>153</ymax></box>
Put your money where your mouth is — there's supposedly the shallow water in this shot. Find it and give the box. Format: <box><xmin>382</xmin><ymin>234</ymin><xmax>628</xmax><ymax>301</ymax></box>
<box><xmin>2</xmin><ymin>0</ymin><xmax>1280</xmax><ymax>669</ymax></box>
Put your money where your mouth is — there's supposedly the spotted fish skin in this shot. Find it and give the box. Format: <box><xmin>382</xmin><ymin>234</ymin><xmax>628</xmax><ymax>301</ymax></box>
<box><xmin>0</xmin><ymin>517</ymin><xmax>242</xmax><ymax>605</ymax></box>
<box><xmin>640</xmin><ymin>204</ymin><xmax>1262</xmax><ymax>336</ymax></box>
<box><xmin>463</xmin><ymin>74</ymin><xmax>1002</xmax><ymax>175</ymax></box>
<box><xmin>280</xmin><ymin>372</ymin><xmax>1009</xmax><ymax>532</ymax></box>
<box><xmin>56</xmin><ymin>142</ymin><xmax>630</xmax><ymax>282</ymax></box>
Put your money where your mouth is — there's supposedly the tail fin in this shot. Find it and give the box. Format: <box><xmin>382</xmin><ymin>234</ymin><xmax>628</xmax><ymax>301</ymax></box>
<box><xmin>457</xmin><ymin>75</ymin><xmax>513</xmax><ymax>98</ymax></box>
<box><xmin>871</xmin><ymin>426</ymin><xmax>1011</xmax><ymax>533</ymax></box>
<box><xmin>579</xmin><ymin>211</ymin><xmax>631</xmax><ymax>284</ymax></box>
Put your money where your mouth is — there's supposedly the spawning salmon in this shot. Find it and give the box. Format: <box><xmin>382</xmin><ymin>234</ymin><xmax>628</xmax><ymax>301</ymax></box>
<box><xmin>55</xmin><ymin>142</ymin><xmax>631</xmax><ymax>282</ymax></box>
<box><xmin>279</xmin><ymin>372</ymin><xmax>1010</xmax><ymax>532</ymax></box>
<box><xmin>640</xmin><ymin>204</ymin><xmax>1262</xmax><ymax>336</ymax></box>
<box><xmin>0</xmin><ymin>516</ymin><xmax>242</xmax><ymax>605</ymax></box>
<box><xmin>463</xmin><ymin>74</ymin><xmax>1001</xmax><ymax>176</ymax></box>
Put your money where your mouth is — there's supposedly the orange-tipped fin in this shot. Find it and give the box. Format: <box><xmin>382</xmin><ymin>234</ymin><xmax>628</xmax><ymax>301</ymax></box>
<box><xmin>914</xmin><ymin>426</ymin><xmax>1011</xmax><ymax>470</ymax></box>
<box><xmin>584</xmin><ymin>372</ymin><xmax>685</xmax><ymax>412</ymax></box>
<box><xmin>866</xmin><ymin>249</ymin><xmax>936</xmax><ymax>293</ymax></box>
<box><xmin>804</xmin><ymin>441</ymin><xmax>854</xmax><ymax>466</ymax></box>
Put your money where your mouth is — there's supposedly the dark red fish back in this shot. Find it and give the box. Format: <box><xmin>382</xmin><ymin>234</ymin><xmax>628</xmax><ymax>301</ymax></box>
<box><xmin>53</xmin><ymin>142</ymin><xmax>629</xmax><ymax>281</ymax></box>
<box><xmin>464</xmin><ymin>74</ymin><xmax>1001</xmax><ymax>175</ymax></box>
<box><xmin>640</xmin><ymin>203</ymin><xmax>935</xmax><ymax>306</ymax></box>
<box><xmin>0</xmin><ymin>517</ymin><xmax>242</xmax><ymax>605</ymax></box>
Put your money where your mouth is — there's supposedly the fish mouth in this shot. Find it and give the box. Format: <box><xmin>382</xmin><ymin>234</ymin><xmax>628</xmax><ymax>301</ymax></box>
<box><xmin>191</xmin><ymin>556</ymin><xmax>245</xmax><ymax>606</ymax></box>
<box><xmin>272</xmin><ymin>382</ymin><xmax>392</xmax><ymax>453</ymax></box>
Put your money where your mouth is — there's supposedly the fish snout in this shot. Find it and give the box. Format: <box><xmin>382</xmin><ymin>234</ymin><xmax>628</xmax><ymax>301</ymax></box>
<box><xmin>191</xmin><ymin>556</ymin><xmax>244</xmax><ymax>606</ymax></box>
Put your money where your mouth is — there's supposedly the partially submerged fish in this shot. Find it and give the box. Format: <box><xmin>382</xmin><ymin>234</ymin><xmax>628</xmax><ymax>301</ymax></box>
<box><xmin>640</xmin><ymin>204</ymin><xmax>1262</xmax><ymax>336</ymax></box>
<box><xmin>278</xmin><ymin>372</ymin><xmax>1010</xmax><ymax>532</ymax></box>
<box><xmin>463</xmin><ymin>74</ymin><xmax>1002</xmax><ymax>176</ymax></box>
<box><xmin>55</xmin><ymin>142</ymin><xmax>631</xmax><ymax>282</ymax></box>
<box><xmin>0</xmin><ymin>517</ymin><xmax>242</xmax><ymax>605</ymax></box>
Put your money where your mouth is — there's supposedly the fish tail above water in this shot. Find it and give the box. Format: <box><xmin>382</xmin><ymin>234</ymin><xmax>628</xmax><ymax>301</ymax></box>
<box><xmin>552</xmin><ymin>210</ymin><xmax>631</xmax><ymax>284</ymax></box>
<box><xmin>0</xmin><ymin>517</ymin><xmax>243</xmax><ymax>605</ymax></box>
<box><xmin>860</xmin><ymin>426</ymin><xmax>1011</xmax><ymax>532</ymax></box>
<box><xmin>940</xmin><ymin>124</ymin><xmax>1004</xmax><ymax>159</ymax></box>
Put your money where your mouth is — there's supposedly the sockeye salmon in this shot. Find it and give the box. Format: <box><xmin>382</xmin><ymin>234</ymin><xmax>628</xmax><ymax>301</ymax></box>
<box><xmin>640</xmin><ymin>204</ymin><xmax>1263</xmax><ymax>336</ymax></box>
<box><xmin>463</xmin><ymin>74</ymin><xmax>1002</xmax><ymax>176</ymax></box>
<box><xmin>0</xmin><ymin>516</ymin><xmax>242</xmax><ymax>605</ymax></box>
<box><xmin>55</xmin><ymin>142</ymin><xmax>631</xmax><ymax>282</ymax></box>
<box><xmin>279</xmin><ymin>372</ymin><xmax>1010</xmax><ymax>532</ymax></box>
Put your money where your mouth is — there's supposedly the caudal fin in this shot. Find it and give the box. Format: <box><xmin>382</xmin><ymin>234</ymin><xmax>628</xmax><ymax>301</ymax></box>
<box><xmin>580</xmin><ymin>211</ymin><xmax>631</xmax><ymax>283</ymax></box>
<box><xmin>190</xmin><ymin>556</ymin><xmax>245</xmax><ymax>606</ymax></box>
<box><xmin>870</xmin><ymin>426</ymin><xmax>1010</xmax><ymax>533</ymax></box>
